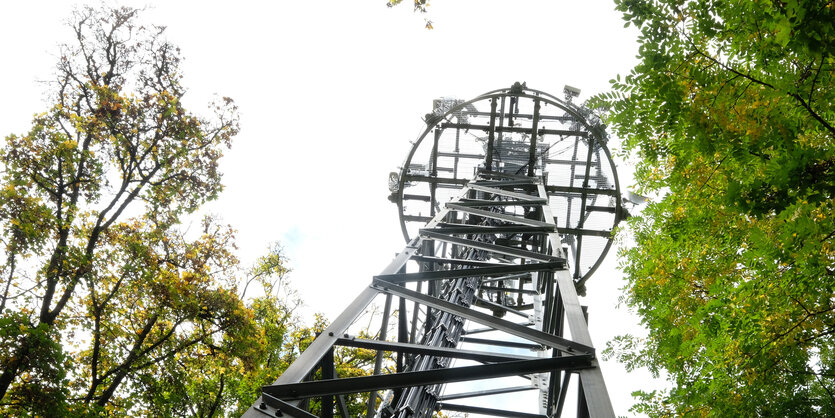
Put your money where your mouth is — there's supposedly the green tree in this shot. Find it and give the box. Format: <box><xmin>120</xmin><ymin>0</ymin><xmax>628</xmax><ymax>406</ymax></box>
<box><xmin>593</xmin><ymin>0</ymin><xmax>835</xmax><ymax>415</ymax></box>
<box><xmin>0</xmin><ymin>5</ymin><xmax>298</xmax><ymax>416</ymax></box>
<box><xmin>0</xmin><ymin>7</ymin><xmax>382</xmax><ymax>415</ymax></box>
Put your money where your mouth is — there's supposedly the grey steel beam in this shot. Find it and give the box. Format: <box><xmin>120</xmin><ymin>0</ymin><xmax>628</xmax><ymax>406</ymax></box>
<box><xmin>555</xmin><ymin>372</ymin><xmax>572</xmax><ymax>418</ymax></box>
<box><xmin>402</xmin><ymin>174</ymin><xmax>469</xmax><ymax>186</ymax></box>
<box><xmin>486</xmin><ymin>97</ymin><xmax>497</xmax><ymax>169</ymax></box>
<box><xmin>445</xmin><ymin>203</ymin><xmax>557</xmax><ymax>229</ymax></box>
<box><xmin>438</xmin><ymin>403</ymin><xmax>547</xmax><ymax>418</ymax></box>
<box><xmin>335</xmin><ymin>337</ymin><xmax>539</xmax><ymax>363</ymax></box>
<box><xmin>440</xmin><ymin>122</ymin><xmax>587</xmax><ymax>137</ymax></box>
<box><xmin>481</xmin><ymin>273</ymin><xmax>532</xmax><ymax>283</ymax></box>
<box><xmin>586</xmin><ymin>205</ymin><xmax>617</xmax><ymax>213</ymax></box>
<box><xmin>545</xmin><ymin>185</ymin><xmax>618</xmax><ymax>196</ymax></box>
<box><xmin>459</xmin><ymin>336</ymin><xmax>541</xmax><ymax>349</ymax></box>
<box><xmin>481</xmin><ymin>285</ymin><xmax>539</xmax><ymax>295</ymax></box>
<box><xmin>544</xmin><ymin>158</ymin><xmax>588</xmax><ymax>165</ymax></box>
<box><xmin>573</xmin><ymin>135</ymin><xmax>596</xmax><ymax>282</ymax></box>
<box><xmin>539</xmin><ymin>181</ymin><xmax>615</xmax><ymax>418</ymax></box>
<box><xmin>454</xmin><ymin>198</ymin><xmax>548</xmax><ymax>206</ymax></box>
<box><xmin>427</xmin><ymin>224</ymin><xmax>553</xmax><ymax>234</ymax></box>
<box><xmin>471</xmin><ymin>181</ymin><xmax>539</xmax><ymax>190</ymax></box>
<box><xmin>367</xmin><ymin>293</ymin><xmax>393</xmax><ymax>416</ymax></box>
<box><xmin>262</xmin><ymin>356</ymin><xmax>593</xmax><ymax>400</ymax></box>
<box><xmin>556</xmin><ymin>227</ymin><xmax>613</xmax><ymax>238</ymax></box>
<box><xmin>403</xmin><ymin>215</ymin><xmax>433</xmax><ymax>223</ymax></box>
<box><xmin>473</xmin><ymin>297</ymin><xmax>531</xmax><ymax>318</ymax></box>
<box><xmin>556</xmin><ymin>269</ymin><xmax>615</xmax><ymax>418</ymax></box>
<box><xmin>242</xmin><ymin>240</ymin><xmax>424</xmax><ymax>418</ymax></box>
<box><xmin>409</xmin><ymin>255</ymin><xmax>511</xmax><ymax>268</ymax></box>
<box><xmin>438</xmin><ymin>385</ymin><xmax>533</xmax><ymax>401</ymax></box>
<box><xmin>321</xmin><ymin>349</ymin><xmax>334</xmax><ymax>418</ymax></box>
<box><xmin>276</xmin><ymin>240</ymin><xmax>419</xmax><ymax>384</ymax></box>
<box><xmin>461</xmin><ymin>110</ymin><xmax>574</xmax><ymax>122</ymax></box>
<box><xmin>260</xmin><ymin>393</ymin><xmax>318</xmax><ymax>418</ymax></box>
<box><xmin>403</xmin><ymin>194</ymin><xmax>431</xmax><ymax>202</ymax></box>
<box><xmin>527</xmin><ymin>99</ymin><xmax>541</xmax><ymax>177</ymax></box>
<box><xmin>374</xmin><ymin>261</ymin><xmax>562</xmax><ymax>284</ymax></box>
<box><xmin>477</xmin><ymin>168</ymin><xmax>542</xmax><ymax>181</ymax></box>
<box><xmin>437</xmin><ymin>151</ymin><xmax>485</xmax><ymax>159</ymax></box>
<box><xmin>420</xmin><ymin>230</ymin><xmax>564</xmax><ymax>264</ymax></box>
<box><xmin>372</xmin><ymin>278</ymin><xmax>592</xmax><ymax>354</ymax></box>
<box><xmin>467</xmin><ymin>184</ymin><xmax>541</xmax><ymax>201</ymax></box>
<box><xmin>335</xmin><ymin>393</ymin><xmax>349</xmax><ymax>418</ymax></box>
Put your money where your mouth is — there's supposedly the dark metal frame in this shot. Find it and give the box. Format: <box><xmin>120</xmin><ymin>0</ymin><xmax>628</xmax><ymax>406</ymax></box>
<box><xmin>244</xmin><ymin>173</ymin><xmax>615</xmax><ymax>418</ymax></box>
<box><xmin>393</xmin><ymin>85</ymin><xmax>625</xmax><ymax>286</ymax></box>
<box><xmin>243</xmin><ymin>85</ymin><xmax>620</xmax><ymax>418</ymax></box>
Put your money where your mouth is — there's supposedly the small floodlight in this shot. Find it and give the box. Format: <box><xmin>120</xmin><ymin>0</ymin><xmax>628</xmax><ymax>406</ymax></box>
<box><xmin>563</xmin><ymin>85</ymin><xmax>581</xmax><ymax>101</ymax></box>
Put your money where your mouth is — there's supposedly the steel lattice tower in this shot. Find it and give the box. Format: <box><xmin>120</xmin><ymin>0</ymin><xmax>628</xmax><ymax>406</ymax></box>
<box><xmin>244</xmin><ymin>83</ymin><xmax>626</xmax><ymax>418</ymax></box>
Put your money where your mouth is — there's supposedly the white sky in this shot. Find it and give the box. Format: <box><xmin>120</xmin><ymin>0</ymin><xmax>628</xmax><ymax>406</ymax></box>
<box><xmin>0</xmin><ymin>1</ymin><xmax>666</xmax><ymax>415</ymax></box>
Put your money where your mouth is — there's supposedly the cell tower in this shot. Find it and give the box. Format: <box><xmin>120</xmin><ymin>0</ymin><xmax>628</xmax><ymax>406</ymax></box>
<box><xmin>244</xmin><ymin>83</ymin><xmax>627</xmax><ymax>418</ymax></box>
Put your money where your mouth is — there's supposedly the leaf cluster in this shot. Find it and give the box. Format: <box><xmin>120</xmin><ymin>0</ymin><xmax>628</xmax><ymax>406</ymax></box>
<box><xmin>590</xmin><ymin>0</ymin><xmax>835</xmax><ymax>415</ymax></box>
<box><xmin>386</xmin><ymin>0</ymin><xmax>434</xmax><ymax>29</ymax></box>
<box><xmin>0</xmin><ymin>6</ymin><xmax>337</xmax><ymax>417</ymax></box>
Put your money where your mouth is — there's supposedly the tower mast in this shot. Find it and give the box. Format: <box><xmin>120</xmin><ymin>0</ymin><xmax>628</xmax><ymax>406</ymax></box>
<box><xmin>244</xmin><ymin>83</ymin><xmax>624</xmax><ymax>418</ymax></box>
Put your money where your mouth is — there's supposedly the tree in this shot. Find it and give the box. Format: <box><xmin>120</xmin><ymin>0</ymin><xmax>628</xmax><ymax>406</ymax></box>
<box><xmin>592</xmin><ymin>0</ymin><xmax>835</xmax><ymax>415</ymax></box>
<box><xmin>0</xmin><ymin>5</ymin><xmax>279</xmax><ymax>415</ymax></box>
<box><xmin>0</xmin><ymin>7</ymin><xmax>382</xmax><ymax>415</ymax></box>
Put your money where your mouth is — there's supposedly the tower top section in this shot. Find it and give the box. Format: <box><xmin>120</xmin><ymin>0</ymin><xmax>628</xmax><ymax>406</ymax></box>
<box><xmin>389</xmin><ymin>83</ymin><xmax>624</xmax><ymax>287</ymax></box>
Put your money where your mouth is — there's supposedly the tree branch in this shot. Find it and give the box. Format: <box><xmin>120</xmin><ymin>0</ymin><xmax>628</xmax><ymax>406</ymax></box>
<box><xmin>686</xmin><ymin>38</ymin><xmax>835</xmax><ymax>138</ymax></box>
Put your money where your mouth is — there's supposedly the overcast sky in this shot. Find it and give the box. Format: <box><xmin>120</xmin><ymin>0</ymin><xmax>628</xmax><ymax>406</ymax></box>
<box><xmin>0</xmin><ymin>1</ymin><xmax>665</xmax><ymax>415</ymax></box>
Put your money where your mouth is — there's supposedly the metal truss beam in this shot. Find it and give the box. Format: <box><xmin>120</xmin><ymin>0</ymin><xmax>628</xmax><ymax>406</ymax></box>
<box><xmin>259</xmin><ymin>393</ymin><xmax>318</xmax><ymax>418</ymax></box>
<box><xmin>440</xmin><ymin>122</ymin><xmax>587</xmax><ymax>138</ymax></box>
<box><xmin>545</xmin><ymin>184</ymin><xmax>618</xmax><ymax>196</ymax></box>
<box><xmin>335</xmin><ymin>337</ymin><xmax>539</xmax><ymax>363</ymax></box>
<box><xmin>245</xmin><ymin>168</ymin><xmax>617</xmax><ymax>418</ymax></box>
<box><xmin>467</xmin><ymin>183</ymin><xmax>543</xmax><ymax>200</ymax></box>
<box><xmin>474</xmin><ymin>296</ymin><xmax>531</xmax><ymax>318</ymax></box>
<box><xmin>408</xmin><ymin>255</ymin><xmax>509</xmax><ymax>268</ymax></box>
<box><xmin>243</xmin><ymin>240</ymin><xmax>423</xmax><ymax>416</ymax></box>
<box><xmin>263</xmin><ymin>356</ymin><xmax>593</xmax><ymax>400</ymax></box>
<box><xmin>477</xmin><ymin>168</ymin><xmax>545</xmax><ymax>181</ymax></box>
<box><xmin>481</xmin><ymin>285</ymin><xmax>539</xmax><ymax>295</ymax></box>
<box><xmin>424</xmin><ymin>224</ymin><xmax>554</xmax><ymax>234</ymax></box>
<box><xmin>438</xmin><ymin>385</ymin><xmax>533</xmax><ymax>401</ymax></box>
<box><xmin>556</xmin><ymin>226</ymin><xmax>613</xmax><ymax>238</ymax></box>
<box><xmin>372</xmin><ymin>278</ymin><xmax>592</xmax><ymax>354</ymax></box>
<box><xmin>374</xmin><ymin>261</ymin><xmax>562</xmax><ymax>284</ymax></box>
<box><xmin>445</xmin><ymin>203</ymin><xmax>557</xmax><ymax>229</ymax></box>
<box><xmin>459</xmin><ymin>336</ymin><xmax>542</xmax><ymax>350</ymax></box>
<box><xmin>454</xmin><ymin>198</ymin><xmax>547</xmax><ymax>206</ymax></box>
<box><xmin>438</xmin><ymin>403</ymin><xmax>547</xmax><ymax>418</ymax></box>
<box><xmin>538</xmin><ymin>181</ymin><xmax>615</xmax><ymax>417</ymax></box>
<box><xmin>419</xmin><ymin>230</ymin><xmax>564</xmax><ymax>264</ymax></box>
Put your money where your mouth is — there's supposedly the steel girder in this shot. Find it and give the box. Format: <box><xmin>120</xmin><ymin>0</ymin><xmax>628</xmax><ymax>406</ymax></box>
<box><xmin>242</xmin><ymin>171</ymin><xmax>615</xmax><ymax>418</ymax></box>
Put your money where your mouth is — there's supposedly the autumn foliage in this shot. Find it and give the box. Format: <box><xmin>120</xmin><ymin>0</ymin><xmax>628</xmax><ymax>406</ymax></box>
<box><xmin>593</xmin><ymin>0</ymin><xmax>835</xmax><ymax>415</ymax></box>
<box><xmin>0</xmin><ymin>6</ymin><xmax>327</xmax><ymax>416</ymax></box>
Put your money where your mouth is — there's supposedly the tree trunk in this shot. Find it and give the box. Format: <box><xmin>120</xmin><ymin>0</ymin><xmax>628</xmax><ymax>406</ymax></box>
<box><xmin>0</xmin><ymin>342</ymin><xmax>29</xmax><ymax>401</ymax></box>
